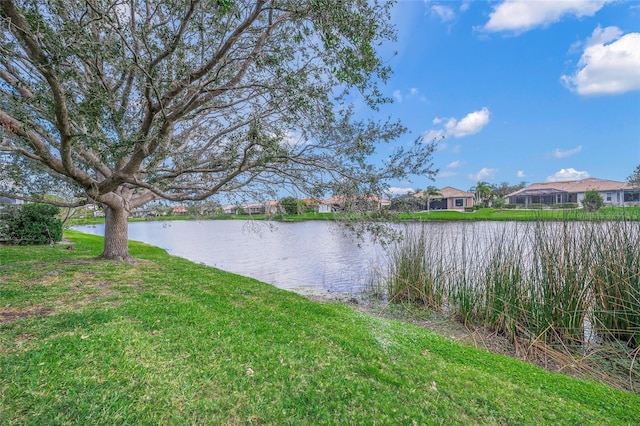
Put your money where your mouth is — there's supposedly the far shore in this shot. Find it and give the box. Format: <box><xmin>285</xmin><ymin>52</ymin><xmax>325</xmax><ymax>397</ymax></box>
<box><xmin>67</xmin><ymin>205</ymin><xmax>640</xmax><ymax>226</ymax></box>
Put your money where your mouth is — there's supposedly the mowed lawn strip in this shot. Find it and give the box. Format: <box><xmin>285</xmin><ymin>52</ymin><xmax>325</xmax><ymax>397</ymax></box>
<box><xmin>1</xmin><ymin>231</ymin><xmax>638</xmax><ymax>425</ymax></box>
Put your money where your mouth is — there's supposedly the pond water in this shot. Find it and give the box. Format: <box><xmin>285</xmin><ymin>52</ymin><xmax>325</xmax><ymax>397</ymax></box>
<box><xmin>74</xmin><ymin>220</ymin><xmax>513</xmax><ymax>295</ymax></box>
<box><xmin>74</xmin><ymin>220</ymin><xmax>390</xmax><ymax>294</ymax></box>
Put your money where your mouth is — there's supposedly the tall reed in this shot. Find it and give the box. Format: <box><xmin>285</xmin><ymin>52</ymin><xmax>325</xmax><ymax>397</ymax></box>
<box><xmin>382</xmin><ymin>226</ymin><xmax>446</xmax><ymax>309</ymax></box>
<box><xmin>377</xmin><ymin>217</ymin><xmax>639</xmax><ymax>349</ymax></box>
<box><xmin>525</xmin><ymin>221</ymin><xmax>593</xmax><ymax>346</ymax></box>
<box><xmin>480</xmin><ymin>227</ymin><xmax>527</xmax><ymax>342</ymax></box>
<box><xmin>591</xmin><ymin>220</ymin><xmax>640</xmax><ymax>347</ymax></box>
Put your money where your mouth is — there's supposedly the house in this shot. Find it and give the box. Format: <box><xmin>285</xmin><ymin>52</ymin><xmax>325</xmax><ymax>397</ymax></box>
<box><xmin>319</xmin><ymin>195</ymin><xmax>391</xmax><ymax>213</ymax></box>
<box><xmin>171</xmin><ymin>205</ymin><xmax>188</xmax><ymax>215</ymax></box>
<box><xmin>412</xmin><ymin>186</ymin><xmax>475</xmax><ymax>211</ymax></box>
<box><xmin>507</xmin><ymin>178</ymin><xmax>639</xmax><ymax>207</ymax></box>
<box><xmin>221</xmin><ymin>201</ymin><xmax>279</xmax><ymax>215</ymax></box>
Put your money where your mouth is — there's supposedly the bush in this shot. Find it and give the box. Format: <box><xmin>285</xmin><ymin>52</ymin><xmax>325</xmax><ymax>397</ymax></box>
<box><xmin>0</xmin><ymin>203</ymin><xmax>62</xmax><ymax>245</ymax></box>
<box><xmin>492</xmin><ymin>198</ymin><xmax>506</xmax><ymax>208</ymax></box>
<box><xmin>552</xmin><ymin>202</ymin><xmax>579</xmax><ymax>209</ymax></box>
<box><xmin>464</xmin><ymin>207</ymin><xmax>475</xmax><ymax>212</ymax></box>
<box><xmin>527</xmin><ymin>203</ymin><xmax>545</xmax><ymax>209</ymax></box>
<box><xmin>503</xmin><ymin>203</ymin><xmax>518</xmax><ymax>209</ymax></box>
<box><xmin>582</xmin><ymin>190</ymin><xmax>604</xmax><ymax>212</ymax></box>
<box><xmin>279</xmin><ymin>197</ymin><xmax>303</xmax><ymax>215</ymax></box>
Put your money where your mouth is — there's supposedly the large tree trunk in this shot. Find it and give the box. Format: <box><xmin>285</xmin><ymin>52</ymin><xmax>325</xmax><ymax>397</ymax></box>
<box><xmin>100</xmin><ymin>204</ymin><xmax>131</xmax><ymax>261</ymax></box>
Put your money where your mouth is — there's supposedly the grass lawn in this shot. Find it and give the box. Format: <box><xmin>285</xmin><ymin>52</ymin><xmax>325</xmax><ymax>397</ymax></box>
<box><xmin>399</xmin><ymin>206</ymin><xmax>640</xmax><ymax>221</ymax></box>
<box><xmin>67</xmin><ymin>206</ymin><xmax>640</xmax><ymax>227</ymax></box>
<box><xmin>1</xmin><ymin>231</ymin><xmax>638</xmax><ymax>424</ymax></box>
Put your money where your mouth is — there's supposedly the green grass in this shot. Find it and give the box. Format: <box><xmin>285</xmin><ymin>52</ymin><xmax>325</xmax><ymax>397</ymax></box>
<box><xmin>399</xmin><ymin>206</ymin><xmax>640</xmax><ymax>221</ymax></box>
<box><xmin>66</xmin><ymin>206</ymin><xmax>640</xmax><ymax>227</ymax></box>
<box><xmin>1</xmin><ymin>232</ymin><xmax>639</xmax><ymax>424</ymax></box>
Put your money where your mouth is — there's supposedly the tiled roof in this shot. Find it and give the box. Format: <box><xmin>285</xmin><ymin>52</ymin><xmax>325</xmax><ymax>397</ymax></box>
<box><xmin>414</xmin><ymin>186</ymin><xmax>474</xmax><ymax>199</ymax></box>
<box><xmin>508</xmin><ymin>178</ymin><xmax>631</xmax><ymax>197</ymax></box>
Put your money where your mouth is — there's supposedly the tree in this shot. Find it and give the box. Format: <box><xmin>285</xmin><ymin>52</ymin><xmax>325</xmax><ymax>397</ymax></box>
<box><xmin>471</xmin><ymin>182</ymin><xmax>493</xmax><ymax>207</ymax></box>
<box><xmin>582</xmin><ymin>189</ymin><xmax>604</xmax><ymax>212</ymax></box>
<box><xmin>420</xmin><ymin>185</ymin><xmax>441</xmax><ymax>213</ymax></box>
<box><xmin>0</xmin><ymin>0</ymin><xmax>436</xmax><ymax>260</ymax></box>
<box><xmin>628</xmin><ymin>164</ymin><xmax>640</xmax><ymax>188</ymax></box>
<box><xmin>279</xmin><ymin>197</ymin><xmax>301</xmax><ymax>215</ymax></box>
<box><xmin>490</xmin><ymin>181</ymin><xmax>526</xmax><ymax>200</ymax></box>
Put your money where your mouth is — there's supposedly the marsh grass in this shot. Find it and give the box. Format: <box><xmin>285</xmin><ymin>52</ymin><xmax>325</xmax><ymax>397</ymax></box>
<box><xmin>377</xmin><ymin>218</ymin><xmax>640</xmax><ymax>391</ymax></box>
<box><xmin>591</xmin><ymin>220</ymin><xmax>640</xmax><ymax>347</ymax></box>
<box><xmin>383</xmin><ymin>227</ymin><xmax>446</xmax><ymax>308</ymax></box>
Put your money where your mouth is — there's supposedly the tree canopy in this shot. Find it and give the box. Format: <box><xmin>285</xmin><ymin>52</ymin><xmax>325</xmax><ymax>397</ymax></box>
<box><xmin>0</xmin><ymin>0</ymin><xmax>436</xmax><ymax>259</ymax></box>
<box><xmin>628</xmin><ymin>164</ymin><xmax>640</xmax><ymax>188</ymax></box>
<box><xmin>470</xmin><ymin>181</ymin><xmax>493</xmax><ymax>207</ymax></box>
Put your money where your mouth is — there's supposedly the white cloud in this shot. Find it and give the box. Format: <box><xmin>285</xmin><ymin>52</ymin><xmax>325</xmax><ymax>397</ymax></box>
<box><xmin>431</xmin><ymin>4</ymin><xmax>455</xmax><ymax>22</ymax></box>
<box><xmin>447</xmin><ymin>160</ymin><xmax>464</xmax><ymax>168</ymax></box>
<box><xmin>387</xmin><ymin>187</ymin><xmax>415</xmax><ymax>196</ymax></box>
<box><xmin>425</xmin><ymin>107</ymin><xmax>491</xmax><ymax>140</ymax></box>
<box><xmin>446</xmin><ymin>107</ymin><xmax>491</xmax><ymax>138</ymax></box>
<box><xmin>546</xmin><ymin>168</ymin><xmax>590</xmax><ymax>182</ymax></box>
<box><xmin>516</xmin><ymin>170</ymin><xmax>526</xmax><ymax>178</ymax></box>
<box><xmin>280</xmin><ymin>131</ymin><xmax>307</xmax><ymax>146</ymax></box>
<box><xmin>423</xmin><ymin>129</ymin><xmax>446</xmax><ymax>142</ymax></box>
<box><xmin>437</xmin><ymin>171</ymin><xmax>457</xmax><ymax>178</ymax></box>
<box><xmin>468</xmin><ymin>167</ymin><xmax>497</xmax><ymax>181</ymax></box>
<box><xmin>483</xmin><ymin>0</ymin><xmax>611</xmax><ymax>34</ymax></box>
<box><xmin>552</xmin><ymin>145</ymin><xmax>582</xmax><ymax>159</ymax></box>
<box><xmin>393</xmin><ymin>88</ymin><xmax>421</xmax><ymax>103</ymax></box>
<box><xmin>561</xmin><ymin>26</ymin><xmax>640</xmax><ymax>96</ymax></box>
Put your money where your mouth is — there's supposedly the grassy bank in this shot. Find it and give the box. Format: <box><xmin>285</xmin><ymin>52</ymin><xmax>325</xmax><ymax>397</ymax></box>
<box><xmin>66</xmin><ymin>206</ymin><xmax>640</xmax><ymax>227</ymax></box>
<box><xmin>399</xmin><ymin>206</ymin><xmax>640</xmax><ymax>221</ymax></box>
<box><xmin>1</xmin><ymin>232</ymin><xmax>638</xmax><ymax>424</ymax></box>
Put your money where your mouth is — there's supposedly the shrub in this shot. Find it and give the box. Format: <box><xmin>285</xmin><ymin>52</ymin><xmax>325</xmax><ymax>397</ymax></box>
<box><xmin>492</xmin><ymin>198</ymin><xmax>506</xmax><ymax>208</ymax></box>
<box><xmin>279</xmin><ymin>197</ymin><xmax>302</xmax><ymax>215</ymax></box>
<box><xmin>556</xmin><ymin>202</ymin><xmax>579</xmax><ymax>209</ymax></box>
<box><xmin>503</xmin><ymin>203</ymin><xmax>518</xmax><ymax>209</ymax></box>
<box><xmin>0</xmin><ymin>203</ymin><xmax>62</xmax><ymax>245</ymax></box>
<box><xmin>464</xmin><ymin>207</ymin><xmax>475</xmax><ymax>212</ymax></box>
<box><xmin>527</xmin><ymin>203</ymin><xmax>545</xmax><ymax>209</ymax></box>
<box><xmin>582</xmin><ymin>190</ymin><xmax>604</xmax><ymax>212</ymax></box>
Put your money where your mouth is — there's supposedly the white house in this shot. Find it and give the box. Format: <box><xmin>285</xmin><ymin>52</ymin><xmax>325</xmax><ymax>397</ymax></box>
<box><xmin>507</xmin><ymin>178</ymin><xmax>639</xmax><ymax>207</ymax></box>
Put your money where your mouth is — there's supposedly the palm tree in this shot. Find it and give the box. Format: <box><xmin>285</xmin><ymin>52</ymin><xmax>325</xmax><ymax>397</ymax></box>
<box><xmin>472</xmin><ymin>182</ymin><xmax>493</xmax><ymax>207</ymax></box>
<box><xmin>421</xmin><ymin>186</ymin><xmax>442</xmax><ymax>213</ymax></box>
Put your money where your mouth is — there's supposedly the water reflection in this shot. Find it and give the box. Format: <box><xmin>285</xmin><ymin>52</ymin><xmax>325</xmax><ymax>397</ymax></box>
<box><xmin>74</xmin><ymin>220</ymin><xmax>387</xmax><ymax>294</ymax></box>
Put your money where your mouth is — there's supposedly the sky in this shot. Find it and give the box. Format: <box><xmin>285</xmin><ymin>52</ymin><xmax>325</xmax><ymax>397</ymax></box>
<box><xmin>368</xmin><ymin>0</ymin><xmax>640</xmax><ymax>195</ymax></box>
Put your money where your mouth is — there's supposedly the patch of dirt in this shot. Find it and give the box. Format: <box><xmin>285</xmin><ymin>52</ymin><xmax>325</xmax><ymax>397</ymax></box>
<box><xmin>0</xmin><ymin>306</ymin><xmax>54</xmax><ymax>325</ymax></box>
<box><xmin>30</xmin><ymin>269</ymin><xmax>64</xmax><ymax>283</ymax></box>
<box><xmin>62</xmin><ymin>259</ymin><xmax>95</xmax><ymax>265</ymax></box>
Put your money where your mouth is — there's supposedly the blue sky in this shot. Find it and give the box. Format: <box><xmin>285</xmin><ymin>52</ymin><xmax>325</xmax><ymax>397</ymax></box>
<box><xmin>369</xmin><ymin>0</ymin><xmax>640</xmax><ymax>195</ymax></box>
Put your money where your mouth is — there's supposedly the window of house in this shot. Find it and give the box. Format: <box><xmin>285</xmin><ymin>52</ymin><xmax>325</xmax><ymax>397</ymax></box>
<box><xmin>624</xmin><ymin>192</ymin><xmax>640</xmax><ymax>202</ymax></box>
<box><xmin>606</xmin><ymin>192</ymin><xmax>612</xmax><ymax>202</ymax></box>
<box><xmin>455</xmin><ymin>198</ymin><xmax>464</xmax><ymax>207</ymax></box>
